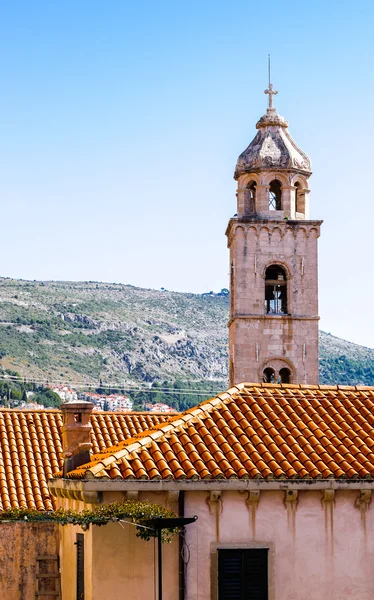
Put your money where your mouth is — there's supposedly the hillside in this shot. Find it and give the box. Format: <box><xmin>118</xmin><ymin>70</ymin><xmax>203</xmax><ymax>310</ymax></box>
<box><xmin>0</xmin><ymin>278</ymin><xmax>372</xmax><ymax>399</ymax></box>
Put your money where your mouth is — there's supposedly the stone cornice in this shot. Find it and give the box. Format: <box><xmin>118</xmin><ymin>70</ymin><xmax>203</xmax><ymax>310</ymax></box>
<box><xmin>227</xmin><ymin>314</ymin><xmax>320</xmax><ymax>327</ymax></box>
<box><xmin>226</xmin><ymin>218</ymin><xmax>323</xmax><ymax>246</ymax></box>
<box><xmin>49</xmin><ymin>478</ymin><xmax>374</xmax><ymax>496</ymax></box>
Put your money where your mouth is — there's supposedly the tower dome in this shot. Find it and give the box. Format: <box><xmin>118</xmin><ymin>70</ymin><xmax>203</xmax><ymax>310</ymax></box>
<box><xmin>234</xmin><ymin>84</ymin><xmax>311</xmax><ymax>180</ymax></box>
<box><xmin>233</xmin><ymin>82</ymin><xmax>312</xmax><ymax>221</ymax></box>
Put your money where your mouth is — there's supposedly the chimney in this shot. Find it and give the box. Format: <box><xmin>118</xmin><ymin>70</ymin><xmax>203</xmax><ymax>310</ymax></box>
<box><xmin>61</xmin><ymin>401</ymin><xmax>94</xmax><ymax>476</ymax></box>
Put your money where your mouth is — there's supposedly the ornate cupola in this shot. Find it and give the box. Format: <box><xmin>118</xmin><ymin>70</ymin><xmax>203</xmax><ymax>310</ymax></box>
<box><xmin>234</xmin><ymin>82</ymin><xmax>312</xmax><ymax>220</ymax></box>
<box><xmin>226</xmin><ymin>78</ymin><xmax>322</xmax><ymax>386</ymax></box>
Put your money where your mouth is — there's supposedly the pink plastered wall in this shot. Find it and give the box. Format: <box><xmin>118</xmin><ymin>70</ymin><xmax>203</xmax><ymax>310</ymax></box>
<box><xmin>184</xmin><ymin>489</ymin><xmax>374</xmax><ymax>600</ymax></box>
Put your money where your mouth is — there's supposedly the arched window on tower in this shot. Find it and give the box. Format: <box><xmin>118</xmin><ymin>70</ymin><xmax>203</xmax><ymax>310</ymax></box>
<box><xmin>244</xmin><ymin>181</ymin><xmax>256</xmax><ymax>215</ymax></box>
<box><xmin>279</xmin><ymin>367</ymin><xmax>291</xmax><ymax>383</ymax></box>
<box><xmin>265</xmin><ymin>265</ymin><xmax>288</xmax><ymax>315</ymax></box>
<box><xmin>295</xmin><ymin>181</ymin><xmax>305</xmax><ymax>215</ymax></box>
<box><xmin>263</xmin><ymin>367</ymin><xmax>275</xmax><ymax>383</ymax></box>
<box><xmin>268</xmin><ymin>180</ymin><xmax>282</xmax><ymax>210</ymax></box>
<box><xmin>295</xmin><ymin>182</ymin><xmax>301</xmax><ymax>213</ymax></box>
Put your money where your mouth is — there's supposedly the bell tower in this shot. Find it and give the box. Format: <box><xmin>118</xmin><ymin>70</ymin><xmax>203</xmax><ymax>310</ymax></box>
<box><xmin>227</xmin><ymin>79</ymin><xmax>322</xmax><ymax>386</ymax></box>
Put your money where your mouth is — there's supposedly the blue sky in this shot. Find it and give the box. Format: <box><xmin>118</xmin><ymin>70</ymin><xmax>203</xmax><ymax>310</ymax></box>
<box><xmin>0</xmin><ymin>1</ymin><xmax>373</xmax><ymax>348</ymax></box>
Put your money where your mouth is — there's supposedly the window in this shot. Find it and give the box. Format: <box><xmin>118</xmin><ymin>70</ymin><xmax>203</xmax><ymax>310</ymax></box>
<box><xmin>230</xmin><ymin>262</ymin><xmax>234</xmax><ymax>313</ymax></box>
<box><xmin>264</xmin><ymin>265</ymin><xmax>287</xmax><ymax>315</ymax></box>
<box><xmin>268</xmin><ymin>180</ymin><xmax>282</xmax><ymax>210</ymax></box>
<box><xmin>295</xmin><ymin>182</ymin><xmax>305</xmax><ymax>214</ymax></box>
<box><xmin>244</xmin><ymin>182</ymin><xmax>256</xmax><ymax>214</ymax></box>
<box><xmin>279</xmin><ymin>367</ymin><xmax>291</xmax><ymax>383</ymax></box>
<box><xmin>263</xmin><ymin>368</ymin><xmax>275</xmax><ymax>383</ymax></box>
<box><xmin>295</xmin><ymin>181</ymin><xmax>305</xmax><ymax>214</ymax></box>
<box><xmin>218</xmin><ymin>548</ymin><xmax>268</xmax><ymax>600</ymax></box>
<box><xmin>295</xmin><ymin>182</ymin><xmax>300</xmax><ymax>213</ymax></box>
<box><xmin>76</xmin><ymin>533</ymin><xmax>85</xmax><ymax>600</ymax></box>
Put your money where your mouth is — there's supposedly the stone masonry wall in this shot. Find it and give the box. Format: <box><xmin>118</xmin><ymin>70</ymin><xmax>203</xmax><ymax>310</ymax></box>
<box><xmin>0</xmin><ymin>522</ymin><xmax>59</xmax><ymax>600</ymax></box>
<box><xmin>227</xmin><ymin>219</ymin><xmax>321</xmax><ymax>385</ymax></box>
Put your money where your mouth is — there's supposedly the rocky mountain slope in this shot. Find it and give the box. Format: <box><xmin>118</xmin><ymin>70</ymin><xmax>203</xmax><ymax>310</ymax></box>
<box><xmin>0</xmin><ymin>278</ymin><xmax>372</xmax><ymax>392</ymax></box>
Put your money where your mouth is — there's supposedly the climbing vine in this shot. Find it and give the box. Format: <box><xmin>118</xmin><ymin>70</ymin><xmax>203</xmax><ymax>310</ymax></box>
<box><xmin>0</xmin><ymin>500</ymin><xmax>177</xmax><ymax>541</ymax></box>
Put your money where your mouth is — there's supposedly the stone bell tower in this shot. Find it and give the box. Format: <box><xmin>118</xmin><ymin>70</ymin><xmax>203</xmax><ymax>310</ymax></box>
<box><xmin>227</xmin><ymin>80</ymin><xmax>322</xmax><ymax>386</ymax></box>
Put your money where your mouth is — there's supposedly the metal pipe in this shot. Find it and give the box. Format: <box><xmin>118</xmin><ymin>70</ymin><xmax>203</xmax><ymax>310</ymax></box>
<box><xmin>158</xmin><ymin>527</ymin><xmax>163</xmax><ymax>600</ymax></box>
<box><xmin>179</xmin><ymin>491</ymin><xmax>185</xmax><ymax>600</ymax></box>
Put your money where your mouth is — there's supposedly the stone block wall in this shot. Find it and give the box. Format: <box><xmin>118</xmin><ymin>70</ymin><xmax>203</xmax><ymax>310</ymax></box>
<box><xmin>0</xmin><ymin>522</ymin><xmax>59</xmax><ymax>600</ymax></box>
<box><xmin>227</xmin><ymin>218</ymin><xmax>322</xmax><ymax>385</ymax></box>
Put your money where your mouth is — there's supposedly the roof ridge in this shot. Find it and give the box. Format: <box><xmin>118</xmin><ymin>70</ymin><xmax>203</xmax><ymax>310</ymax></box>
<box><xmin>241</xmin><ymin>382</ymin><xmax>374</xmax><ymax>391</ymax></box>
<box><xmin>0</xmin><ymin>408</ymin><xmax>178</xmax><ymax>415</ymax></box>
<box><xmin>65</xmin><ymin>387</ymin><xmax>242</xmax><ymax>478</ymax></box>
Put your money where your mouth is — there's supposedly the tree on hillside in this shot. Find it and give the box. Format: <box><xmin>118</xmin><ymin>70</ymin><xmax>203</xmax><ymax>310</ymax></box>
<box><xmin>32</xmin><ymin>388</ymin><xmax>61</xmax><ymax>408</ymax></box>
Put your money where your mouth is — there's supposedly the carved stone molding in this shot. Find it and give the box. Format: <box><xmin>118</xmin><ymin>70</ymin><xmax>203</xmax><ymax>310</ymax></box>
<box><xmin>321</xmin><ymin>489</ymin><xmax>335</xmax><ymax>504</ymax></box>
<box><xmin>284</xmin><ymin>490</ymin><xmax>298</xmax><ymax>506</ymax></box>
<box><xmin>166</xmin><ymin>490</ymin><xmax>179</xmax><ymax>506</ymax></box>
<box><xmin>355</xmin><ymin>490</ymin><xmax>371</xmax><ymax>508</ymax></box>
<box><xmin>246</xmin><ymin>490</ymin><xmax>260</xmax><ymax>508</ymax></box>
<box><xmin>126</xmin><ymin>490</ymin><xmax>139</xmax><ymax>501</ymax></box>
<box><xmin>207</xmin><ymin>491</ymin><xmax>222</xmax><ymax>513</ymax></box>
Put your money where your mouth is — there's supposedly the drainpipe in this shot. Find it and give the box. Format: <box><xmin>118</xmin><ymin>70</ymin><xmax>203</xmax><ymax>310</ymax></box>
<box><xmin>179</xmin><ymin>490</ymin><xmax>185</xmax><ymax>600</ymax></box>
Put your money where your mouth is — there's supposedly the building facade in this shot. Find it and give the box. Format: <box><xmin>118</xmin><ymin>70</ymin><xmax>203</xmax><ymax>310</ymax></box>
<box><xmin>227</xmin><ymin>83</ymin><xmax>322</xmax><ymax>386</ymax></box>
<box><xmin>50</xmin><ymin>385</ymin><xmax>374</xmax><ymax>600</ymax></box>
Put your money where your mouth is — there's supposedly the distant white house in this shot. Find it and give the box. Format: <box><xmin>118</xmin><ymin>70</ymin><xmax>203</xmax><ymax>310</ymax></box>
<box><xmin>50</xmin><ymin>386</ymin><xmax>78</xmax><ymax>402</ymax></box>
<box><xmin>79</xmin><ymin>391</ymin><xmax>133</xmax><ymax>411</ymax></box>
<box><xmin>145</xmin><ymin>402</ymin><xmax>175</xmax><ymax>413</ymax></box>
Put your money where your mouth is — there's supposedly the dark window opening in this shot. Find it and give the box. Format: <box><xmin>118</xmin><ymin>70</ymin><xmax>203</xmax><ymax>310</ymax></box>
<box><xmin>263</xmin><ymin>368</ymin><xmax>275</xmax><ymax>383</ymax></box>
<box><xmin>249</xmin><ymin>182</ymin><xmax>256</xmax><ymax>212</ymax></box>
<box><xmin>295</xmin><ymin>181</ymin><xmax>300</xmax><ymax>212</ymax></box>
<box><xmin>75</xmin><ymin>533</ymin><xmax>84</xmax><ymax>600</ymax></box>
<box><xmin>295</xmin><ymin>181</ymin><xmax>305</xmax><ymax>214</ymax></box>
<box><xmin>250</xmin><ymin>182</ymin><xmax>257</xmax><ymax>213</ymax></box>
<box><xmin>265</xmin><ymin>265</ymin><xmax>287</xmax><ymax>315</ymax></box>
<box><xmin>279</xmin><ymin>367</ymin><xmax>291</xmax><ymax>383</ymax></box>
<box><xmin>74</xmin><ymin>413</ymin><xmax>82</xmax><ymax>423</ymax></box>
<box><xmin>244</xmin><ymin>181</ymin><xmax>257</xmax><ymax>215</ymax></box>
<box><xmin>229</xmin><ymin>359</ymin><xmax>234</xmax><ymax>385</ymax></box>
<box><xmin>230</xmin><ymin>262</ymin><xmax>234</xmax><ymax>313</ymax></box>
<box><xmin>218</xmin><ymin>548</ymin><xmax>268</xmax><ymax>600</ymax></box>
<box><xmin>268</xmin><ymin>180</ymin><xmax>282</xmax><ymax>210</ymax></box>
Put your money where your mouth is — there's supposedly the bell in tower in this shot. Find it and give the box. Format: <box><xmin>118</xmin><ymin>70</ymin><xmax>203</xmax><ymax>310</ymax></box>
<box><xmin>227</xmin><ymin>75</ymin><xmax>322</xmax><ymax>386</ymax></box>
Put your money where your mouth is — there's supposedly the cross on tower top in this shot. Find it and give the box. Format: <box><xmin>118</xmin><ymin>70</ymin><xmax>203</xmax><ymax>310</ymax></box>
<box><xmin>264</xmin><ymin>83</ymin><xmax>278</xmax><ymax>109</ymax></box>
<box><xmin>264</xmin><ymin>55</ymin><xmax>277</xmax><ymax>109</ymax></box>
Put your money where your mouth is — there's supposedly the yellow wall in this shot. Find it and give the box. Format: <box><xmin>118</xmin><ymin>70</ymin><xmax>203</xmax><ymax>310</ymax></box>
<box><xmin>58</xmin><ymin>498</ymin><xmax>93</xmax><ymax>600</ymax></box>
<box><xmin>58</xmin><ymin>492</ymin><xmax>180</xmax><ymax>600</ymax></box>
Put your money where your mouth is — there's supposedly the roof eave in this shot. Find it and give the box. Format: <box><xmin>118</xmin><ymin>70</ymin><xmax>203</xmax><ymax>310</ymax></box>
<box><xmin>49</xmin><ymin>477</ymin><xmax>374</xmax><ymax>501</ymax></box>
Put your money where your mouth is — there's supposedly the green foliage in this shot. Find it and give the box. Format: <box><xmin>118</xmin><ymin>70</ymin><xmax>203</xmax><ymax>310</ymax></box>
<box><xmin>319</xmin><ymin>354</ymin><xmax>374</xmax><ymax>386</ymax></box>
<box><xmin>32</xmin><ymin>388</ymin><xmax>61</xmax><ymax>408</ymax></box>
<box><xmin>0</xmin><ymin>370</ymin><xmax>60</xmax><ymax>408</ymax></box>
<box><xmin>0</xmin><ymin>500</ymin><xmax>177</xmax><ymax>541</ymax></box>
<box><xmin>130</xmin><ymin>379</ymin><xmax>225</xmax><ymax>411</ymax></box>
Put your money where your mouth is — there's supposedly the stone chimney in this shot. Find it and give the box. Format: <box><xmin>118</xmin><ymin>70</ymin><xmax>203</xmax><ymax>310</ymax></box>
<box><xmin>61</xmin><ymin>401</ymin><xmax>94</xmax><ymax>476</ymax></box>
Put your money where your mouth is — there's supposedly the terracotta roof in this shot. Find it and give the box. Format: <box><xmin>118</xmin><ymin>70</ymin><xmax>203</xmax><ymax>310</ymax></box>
<box><xmin>0</xmin><ymin>410</ymin><xmax>170</xmax><ymax>510</ymax></box>
<box><xmin>65</xmin><ymin>384</ymin><xmax>374</xmax><ymax>482</ymax></box>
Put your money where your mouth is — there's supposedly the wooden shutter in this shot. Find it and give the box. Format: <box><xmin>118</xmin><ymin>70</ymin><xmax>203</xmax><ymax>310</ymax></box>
<box><xmin>218</xmin><ymin>548</ymin><xmax>268</xmax><ymax>600</ymax></box>
<box><xmin>75</xmin><ymin>533</ymin><xmax>85</xmax><ymax>600</ymax></box>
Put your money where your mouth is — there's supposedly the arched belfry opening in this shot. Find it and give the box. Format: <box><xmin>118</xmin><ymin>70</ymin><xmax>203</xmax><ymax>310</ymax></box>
<box><xmin>268</xmin><ymin>180</ymin><xmax>282</xmax><ymax>210</ymax></box>
<box><xmin>279</xmin><ymin>367</ymin><xmax>291</xmax><ymax>383</ymax></box>
<box><xmin>244</xmin><ymin>181</ymin><xmax>256</xmax><ymax>214</ymax></box>
<box><xmin>295</xmin><ymin>181</ymin><xmax>306</xmax><ymax>215</ymax></box>
<box><xmin>265</xmin><ymin>265</ymin><xmax>288</xmax><ymax>315</ymax></box>
<box><xmin>263</xmin><ymin>367</ymin><xmax>275</xmax><ymax>383</ymax></box>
